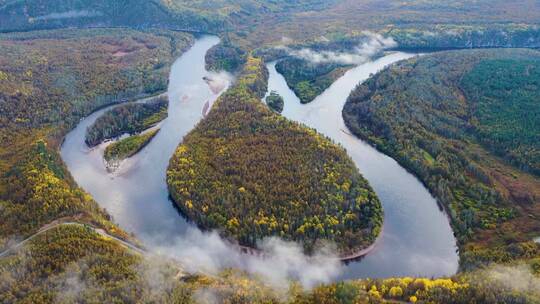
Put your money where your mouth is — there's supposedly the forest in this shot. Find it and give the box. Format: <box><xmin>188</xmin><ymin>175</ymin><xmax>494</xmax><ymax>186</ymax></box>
<box><xmin>343</xmin><ymin>48</ymin><xmax>540</xmax><ymax>269</ymax></box>
<box><xmin>290</xmin><ymin>267</ymin><xmax>540</xmax><ymax>304</ymax></box>
<box><xmin>461</xmin><ymin>59</ymin><xmax>539</xmax><ymax>175</ymax></box>
<box><xmin>0</xmin><ymin>0</ymin><xmax>338</xmax><ymax>40</ymax></box>
<box><xmin>275</xmin><ymin>58</ymin><xmax>350</xmax><ymax>104</ymax></box>
<box><xmin>104</xmin><ymin>129</ymin><xmax>160</xmax><ymax>163</ymax></box>
<box><xmin>0</xmin><ymin>1</ymin><xmax>539</xmax><ymax>303</ymax></box>
<box><xmin>0</xmin><ymin>29</ymin><xmax>190</xmax><ymax>130</ymax></box>
<box><xmin>388</xmin><ymin>24</ymin><xmax>540</xmax><ymax>51</ymax></box>
<box><xmin>85</xmin><ymin>96</ymin><xmax>168</xmax><ymax>147</ymax></box>
<box><xmin>205</xmin><ymin>36</ymin><xmax>246</xmax><ymax>72</ymax></box>
<box><xmin>3</xmin><ymin>223</ymin><xmax>538</xmax><ymax>303</ymax></box>
<box><xmin>167</xmin><ymin>55</ymin><xmax>382</xmax><ymax>255</ymax></box>
<box><xmin>265</xmin><ymin>91</ymin><xmax>284</xmax><ymax>113</ymax></box>
<box><xmin>2</xmin><ymin>0</ymin><xmax>540</xmax><ymax>53</ymax></box>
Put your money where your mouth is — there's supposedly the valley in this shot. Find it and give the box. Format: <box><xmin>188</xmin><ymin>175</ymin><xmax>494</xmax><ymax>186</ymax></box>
<box><xmin>0</xmin><ymin>1</ymin><xmax>539</xmax><ymax>303</ymax></box>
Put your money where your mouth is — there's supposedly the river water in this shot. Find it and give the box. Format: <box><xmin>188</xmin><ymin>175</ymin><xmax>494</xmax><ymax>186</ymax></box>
<box><xmin>266</xmin><ymin>56</ymin><xmax>458</xmax><ymax>279</ymax></box>
<box><xmin>61</xmin><ymin>36</ymin><xmax>458</xmax><ymax>280</ymax></box>
<box><xmin>61</xmin><ymin>36</ymin><xmax>224</xmax><ymax>241</ymax></box>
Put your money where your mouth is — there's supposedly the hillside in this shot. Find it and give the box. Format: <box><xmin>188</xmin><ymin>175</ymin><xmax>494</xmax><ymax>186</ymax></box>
<box><xmin>167</xmin><ymin>56</ymin><xmax>382</xmax><ymax>256</ymax></box>
<box><xmin>0</xmin><ymin>0</ymin><xmax>337</xmax><ymax>34</ymax></box>
<box><xmin>275</xmin><ymin>58</ymin><xmax>351</xmax><ymax>104</ymax></box>
<box><xmin>343</xmin><ymin>48</ymin><xmax>540</xmax><ymax>269</ymax></box>
<box><xmin>0</xmin><ymin>0</ymin><xmax>220</xmax><ymax>33</ymax></box>
<box><xmin>461</xmin><ymin>59</ymin><xmax>539</xmax><ymax>175</ymax></box>
<box><xmin>240</xmin><ymin>0</ymin><xmax>540</xmax><ymax>48</ymax></box>
<box><xmin>2</xmin><ymin>0</ymin><xmax>539</xmax><ymax>52</ymax></box>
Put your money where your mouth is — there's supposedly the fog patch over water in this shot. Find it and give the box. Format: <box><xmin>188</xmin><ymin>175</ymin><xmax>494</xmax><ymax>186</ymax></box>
<box><xmin>279</xmin><ymin>32</ymin><xmax>397</xmax><ymax>65</ymax></box>
<box><xmin>146</xmin><ymin>227</ymin><xmax>343</xmax><ymax>290</ymax></box>
<box><xmin>204</xmin><ymin>71</ymin><xmax>235</xmax><ymax>95</ymax></box>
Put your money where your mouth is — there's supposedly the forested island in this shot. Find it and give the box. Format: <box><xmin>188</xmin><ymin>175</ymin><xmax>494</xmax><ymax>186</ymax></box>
<box><xmin>343</xmin><ymin>49</ymin><xmax>540</xmax><ymax>269</ymax></box>
<box><xmin>104</xmin><ymin>129</ymin><xmax>160</xmax><ymax>163</ymax></box>
<box><xmin>167</xmin><ymin>56</ymin><xmax>382</xmax><ymax>256</ymax></box>
<box><xmin>265</xmin><ymin>91</ymin><xmax>284</xmax><ymax>113</ymax></box>
<box><xmin>85</xmin><ymin>96</ymin><xmax>168</xmax><ymax>147</ymax></box>
<box><xmin>205</xmin><ymin>37</ymin><xmax>246</xmax><ymax>72</ymax></box>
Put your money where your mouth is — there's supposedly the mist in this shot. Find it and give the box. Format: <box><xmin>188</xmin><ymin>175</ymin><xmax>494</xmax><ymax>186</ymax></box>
<box><xmin>33</xmin><ymin>10</ymin><xmax>101</xmax><ymax>21</ymax></box>
<box><xmin>145</xmin><ymin>227</ymin><xmax>343</xmax><ymax>291</ymax></box>
<box><xmin>280</xmin><ymin>32</ymin><xmax>397</xmax><ymax>65</ymax></box>
<box><xmin>204</xmin><ymin>71</ymin><xmax>234</xmax><ymax>95</ymax></box>
<box><xmin>485</xmin><ymin>264</ymin><xmax>540</xmax><ymax>295</ymax></box>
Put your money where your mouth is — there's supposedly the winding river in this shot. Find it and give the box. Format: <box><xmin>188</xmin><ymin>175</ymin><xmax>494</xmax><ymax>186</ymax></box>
<box><xmin>61</xmin><ymin>36</ymin><xmax>224</xmax><ymax>242</ymax></box>
<box><xmin>61</xmin><ymin>35</ymin><xmax>458</xmax><ymax>280</ymax></box>
<box><xmin>266</xmin><ymin>57</ymin><xmax>458</xmax><ymax>279</ymax></box>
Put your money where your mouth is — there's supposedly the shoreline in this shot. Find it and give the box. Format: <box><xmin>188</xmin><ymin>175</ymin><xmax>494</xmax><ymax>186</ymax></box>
<box><xmin>233</xmin><ymin>231</ymin><xmax>381</xmax><ymax>262</ymax></box>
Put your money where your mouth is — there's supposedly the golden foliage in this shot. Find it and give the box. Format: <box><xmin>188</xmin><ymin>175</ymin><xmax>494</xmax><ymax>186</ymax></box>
<box><xmin>168</xmin><ymin>55</ymin><xmax>382</xmax><ymax>254</ymax></box>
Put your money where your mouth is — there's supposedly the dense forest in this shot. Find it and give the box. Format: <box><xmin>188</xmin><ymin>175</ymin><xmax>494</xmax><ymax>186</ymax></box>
<box><xmin>167</xmin><ymin>55</ymin><xmax>382</xmax><ymax>255</ymax></box>
<box><xmin>2</xmin><ymin>0</ymin><xmax>540</xmax><ymax>52</ymax></box>
<box><xmin>85</xmin><ymin>96</ymin><xmax>168</xmax><ymax>147</ymax></box>
<box><xmin>3</xmin><ymin>222</ymin><xmax>538</xmax><ymax>303</ymax></box>
<box><xmin>0</xmin><ymin>0</ymin><xmax>338</xmax><ymax>40</ymax></box>
<box><xmin>104</xmin><ymin>129</ymin><xmax>160</xmax><ymax>163</ymax></box>
<box><xmin>461</xmin><ymin>59</ymin><xmax>539</xmax><ymax>175</ymax></box>
<box><xmin>265</xmin><ymin>91</ymin><xmax>284</xmax><ymax>113</ymax></box>
<box><xmin>205</xmin><ymin>36</ymin><xmax>246</xmax><ymax>72</ymax></box>
<box><xmin>343</xmin><ymin>48</ymin><xmax>540</xmax><ymax>269</ymax></box>
<box><xmin>276</xmin><ymin>58</ymin><xmax>350</xmax><ymax>104</ymax></box>
<box><xmin>0</xmin><ymin>29</ymin><xmax>190</xmax><ymax>130</ymax></box>
<box><xmin>240</xmin><ymin>1</ymin><xmax>540</xmax><ymax>49</ymax></box>
<box><xmin>0</xmin><ymin>223</ymin><xmax>285</xmax><ymax>303</ymax></box>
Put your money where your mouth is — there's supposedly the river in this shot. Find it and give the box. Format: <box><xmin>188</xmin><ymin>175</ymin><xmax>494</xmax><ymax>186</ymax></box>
<box><xmin>61</xmin><ymin>35</ymin><xmax>458</xmax><ymax>280</ymax></box>
<box><xmin>61</xmin><ymin>35</ymin><xmax>224</xmax><ymax>242</ymax></box>
<box><xmin>266</xmin><ymin>56</ymin><xmax>458</xmax><ymax>279</ymax></box>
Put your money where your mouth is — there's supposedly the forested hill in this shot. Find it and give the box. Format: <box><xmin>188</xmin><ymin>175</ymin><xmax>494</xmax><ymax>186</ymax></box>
<box><xmin>0</xmin><ymin>0</ymin><xmax>218</xmax><ymax>33</ymax></box>
<box><xmin>167</xmin><ymin>55</ymin><xmax>383</xmax><ymax>256</ymax></box>
<box><xmin>275</xmin><ymin>58</ymin><xmax>351</xmax><ymax>104</ymax></box>
<box><xmin>343</xmin><ymin>48</ymin><xmax>540</xmax><ymax>270</ymax></box>
<box><xmin>0</xmin><ymin>0</ymin><xmax>337</xmax><ymax>34</ymax></box>
<box><xmin>2</xmin><ymin>0</ymin><xmax>540</xmax><ymax>52</ymax></box>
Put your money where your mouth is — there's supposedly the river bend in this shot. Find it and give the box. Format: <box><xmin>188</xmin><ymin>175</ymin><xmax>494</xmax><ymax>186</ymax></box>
<box><xmin>61</xmin><ymin>36</ymin><xmax>458</xmax><ymax>280</ymax></box>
